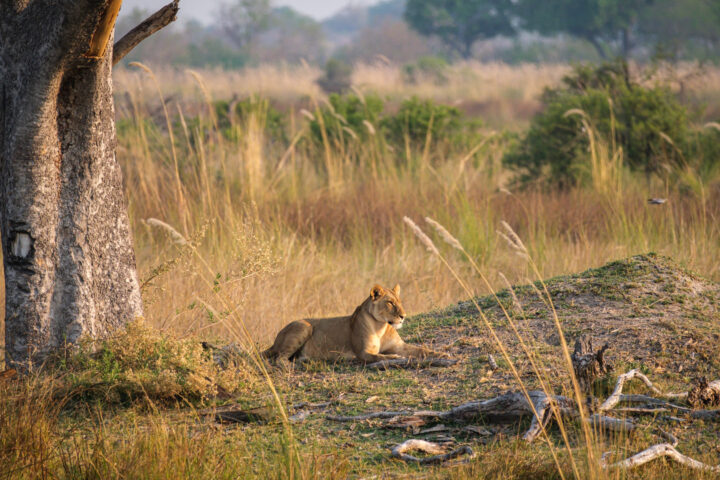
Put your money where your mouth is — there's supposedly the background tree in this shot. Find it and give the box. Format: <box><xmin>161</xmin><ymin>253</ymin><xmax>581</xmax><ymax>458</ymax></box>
<box><xmin>218</xmin><ymin>0</ymin><xmax>272</xmax><ymax>52</ymax></box>
<box><xmin>404</xmin><ymin>0</ymin><xmax>515</xmax><ymax>59</ymax></box>
<box><xmin>0</xmin><ymin>0</ymin><xmax>178</xmax><ymax>369</ymax></box>
<box><xmin>637</xmin><ymin>0</ymin><xmax>720</xmax><ymax>60</ymax></box>
<box><xmin>252</xmin><ymin>7</ymin><xmax>327</xmax><ymax>64</ymax></box>
<box><xmin>517</xmin><ymin>0</ymin><xmax>653</xmax><ymax>59</ymax></box>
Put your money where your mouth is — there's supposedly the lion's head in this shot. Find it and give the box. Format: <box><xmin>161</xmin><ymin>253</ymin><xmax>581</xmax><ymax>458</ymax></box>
<box><xmin>367</xmin><ymin>284</ymin><xmax>406</xmax><ymax>329</ymax></box>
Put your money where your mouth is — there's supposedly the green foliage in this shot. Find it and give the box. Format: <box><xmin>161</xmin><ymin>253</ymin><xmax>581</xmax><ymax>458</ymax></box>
<box><xmin>503</xmin><ymin>62</ymin><xmax>691</xmax><ymax>188</ymax></box>
<box><xmin>402</xmin><ymin>56</ymin><xmax>450</xmax><ymax>85</ymax></box>
<box><xmin>308</xmin><ymin>93</ymin><xmax>385</xmax><ymax>146</ymax></box>
<box><xmin>179</xmin><ymin>37</ymin><xmax>248</xmax><ymax>69</ymax></box>
<box><xmin>516</xmin><ymin>0</ymin><xmax>653</xmax><ymax>58</ymax></box>
<box><xmin>382</xmin><ymin>96</ymin><xmax>464</xmax><ymax>146</ymax></box>
<box><xmin>404</xmin><ymin>0</ymin><xmax>515</xmax><ymax>58</ymax></box>
<box><xmin>213</xmin><ymin>96</ymin><xmax>287</xmax><ymax>144</ymax></box>
<box><xmin>317</xmin><ymin>58</ymin><xmax>353</xmax><ymax>94</ymax></box>
<box><xmin>53</xmin><ymin>320</ymin><xmax>248</xmax><ymax>406</ymax></box>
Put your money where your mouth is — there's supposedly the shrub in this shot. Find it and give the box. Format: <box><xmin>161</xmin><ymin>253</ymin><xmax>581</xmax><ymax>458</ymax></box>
<box><xmin>382</xmin><ymin>96</ymin><xmax>463</xmax><ymax>146</ymax></box>
<box><xmin>213</xmin><ymin>96</ymin><xmax>287</xmax><ymax>145</ymax></box>
<box><xmin>308</xmin><ymin>92</ymin><xmax>385</xmax><ymax>147</ymax></box>
<box><xmin>402</xmin><ymin>56</ymin><xmax>449</xmax><ymax>85</ymax></box>
<box><xmin>317</xmin><ymin>58</ymin><xmax>353</xmax><ymax>94</ymax></box>
<box><xmin>52</xmin><ymin>320</ymin><xmax>249</xmax><ymax>406</ymax></box>
<box><xmin>503</xmin><ymin>62</ymin><xmax>691</xmax><ymax>188</ymax></box>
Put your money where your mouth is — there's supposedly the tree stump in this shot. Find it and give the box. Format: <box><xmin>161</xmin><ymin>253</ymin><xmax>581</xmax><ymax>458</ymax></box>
<box><xmin>571</xmin><ymin>336</ymin><xmax>611</xmax><ymax>394</ymax></box>
<box><xmin>687</xmin><ymin>378</ymin><xmax>720</xmax><ymax>409</ymax></box>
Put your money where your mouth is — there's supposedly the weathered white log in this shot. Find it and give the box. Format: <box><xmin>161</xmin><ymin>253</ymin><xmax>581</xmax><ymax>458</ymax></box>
<box><xmin>599</xmin><ymin>370</ymin><xmax>688</xmax><ymax>412</ymax></box>
<box><xmin>602</xmin><ymin>443</ymin><xmax>720</xmax><ymax>472</ymax></box>
<box><xmin>390</xmin><ymin>439</ymin><xmax>474</xmax><ymax>465</ymax></box>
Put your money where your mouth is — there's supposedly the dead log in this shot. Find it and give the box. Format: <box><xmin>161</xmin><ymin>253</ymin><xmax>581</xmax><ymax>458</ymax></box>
<box><xmin>602</xmin><ymin>443</ymin><xmax>720</xmax><ymax>472</ymax></box>
<box><xmin>328</xmin><ymin>391</ymin><xmax>577</xmax><ymax>443</ymax></box>
<box><xmin>687</xmin><ymin>378</ymin><xmax>720</xmax><ymax>409</ymax></box>
<box><xmin>391</xmin><ymin>439</ymin><xmax>474</xmax><ymax>465</ymax></box>
<box><xmin>599</xmin><ymin>369</ymin><xmax>688</xmax><ymax>412</ymax></box>
<box><xmin>571</xmin><ymin>336</ymin><xmax>611</xmax><ymax>394</ymax></box>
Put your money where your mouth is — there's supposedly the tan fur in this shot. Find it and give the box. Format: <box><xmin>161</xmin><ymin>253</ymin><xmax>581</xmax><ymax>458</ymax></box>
<box><xmin>263</xmin><ymin>284</ymin><xmax>442</xmax><ymax>364</ymax></box>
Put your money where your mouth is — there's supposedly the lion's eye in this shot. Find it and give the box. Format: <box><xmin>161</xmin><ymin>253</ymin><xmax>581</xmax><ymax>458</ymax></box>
<box><xmin>387</xmin><ymin>301</ymin><xmax>393</xmax><ymax>307</ymax></box>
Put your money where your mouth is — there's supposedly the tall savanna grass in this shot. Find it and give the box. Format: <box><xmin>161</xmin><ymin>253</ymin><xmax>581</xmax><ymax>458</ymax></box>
<box><xmin>1</xmin><ymin>61</ymin><xmax>719</xmax><ymax>479</ymax></box>
<box><xmin>103</xmin><ymin>64</ymin><xmax>720</xmax><ymax>348</ymax></box>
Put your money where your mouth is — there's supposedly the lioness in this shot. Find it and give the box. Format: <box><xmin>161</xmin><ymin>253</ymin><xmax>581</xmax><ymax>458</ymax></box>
<box><xmin>263</xmin><ymin>284</ymin><xmax>442</xmax><ymax>364</ymax></box>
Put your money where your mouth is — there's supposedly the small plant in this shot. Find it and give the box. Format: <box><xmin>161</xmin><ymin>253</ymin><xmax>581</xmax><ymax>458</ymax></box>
<box><xmin>317</xmin><ymin>58</ymin><xmax>353</xmax><ymax>94</ymax></box>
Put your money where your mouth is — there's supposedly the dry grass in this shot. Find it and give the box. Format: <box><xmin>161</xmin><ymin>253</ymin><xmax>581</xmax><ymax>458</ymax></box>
<box><xmin>1</xmin><ymin>62</ymin><xmax>720</xmax><ymax>479</ymax></box>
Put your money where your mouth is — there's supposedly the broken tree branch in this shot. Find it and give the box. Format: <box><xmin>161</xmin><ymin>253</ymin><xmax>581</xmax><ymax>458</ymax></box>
<box><xmin>364</xmin><ymin>357</ymin><xmax>458</xmax><ymax>370</ymax></box>
<box><xmin>599</xmin><ymin>369</ymin><xmax>688</xmax><ymax>412</ymax></box>
<box><xmin>602</xmin><ymin>443</ymin><xmax>720</xmax><ymax>472</ymax></box>
<box><xmin>113</xmin><ymin>0</ymin><xmax>180</xmax><ymax>66</ymax></box>
<box><xmin>86</xmin><ymin>0</ymin><xmax>123</xmax><ymax>59</ymax></box>
<box><xmin>391</xmin><ymin>440</ymin><xmax>474</xmax><ymax>465</ymax></box>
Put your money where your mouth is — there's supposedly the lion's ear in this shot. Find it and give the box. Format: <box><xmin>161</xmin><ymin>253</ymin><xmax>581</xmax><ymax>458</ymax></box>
<box><xmin>391</xmin><ymin>284</ymin><xmax>400</xmax><ymax>296</ymax></box>
<box><xmin>370</xmin><ymin>284</ymin><xmax>385</xmax><ymax>299</ymax></box>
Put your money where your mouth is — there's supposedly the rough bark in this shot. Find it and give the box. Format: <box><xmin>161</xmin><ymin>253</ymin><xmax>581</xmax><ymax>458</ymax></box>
<box><xmin>571</xmin><ymin>335</ymin><xmax>611</xmax><ymax>394</ymax></box>
<box><xmin>687</xmin><ymin>378</ymin><xmax>720</xmax><ymax>409</ymax></box>
<box><xmin>0</xmin><ymin>1</ymin><xmax>144</xmax><ymax>369</ymax></box>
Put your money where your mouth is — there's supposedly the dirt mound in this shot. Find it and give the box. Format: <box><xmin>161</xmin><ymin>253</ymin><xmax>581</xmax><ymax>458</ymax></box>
<box><xmin>416</xmin><ymin>253</ymin><xmax>720</xmax><ymax>387</ymax></box>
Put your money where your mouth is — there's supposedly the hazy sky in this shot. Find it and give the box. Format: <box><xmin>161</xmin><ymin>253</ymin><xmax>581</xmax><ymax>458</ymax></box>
<box><xmin>120</xmin><ymin>0</ymin><xmax>380</xmax><ymax>23</ymax></box>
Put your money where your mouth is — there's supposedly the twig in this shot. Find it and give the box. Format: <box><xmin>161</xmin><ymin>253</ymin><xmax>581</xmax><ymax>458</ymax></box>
<box><xmin>391</xmin><ymin>439</ymin><xmax>474</xmax><ymax>465</ymax></box>
<box><xmin>364</xmin><ymin>357</ymin><xmax>458</xmax><ymax>370</ymax></box>
<box><xmin>113</xmin><ymin>0</ymin><xmax>180</xmax><ymax>66</ymax></box>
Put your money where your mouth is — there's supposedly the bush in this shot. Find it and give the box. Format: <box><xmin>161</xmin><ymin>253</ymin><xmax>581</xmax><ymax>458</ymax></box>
<box><xmin>503</xmin><ymin>62</ymin><xmax>691</xmax><ymax>188</ymax></box>
<box><xmin>402</xmin><ymin>56</ymin><xmax>449</xmax><ymax>85</ymax></box>
<box><xmin>382</xmin><ymin>96</ymin><xmax>463</xmax><ymax>146</ymax></box>
<box><xmin>213</xmin><ymin>96</ymin><xmax>287</xmax><ymax>145</ymax></box>
<box><xmin>317</xmin><ymin>58</ymin><xmax>353</xmax><ymax>94</ymax></box>
<box><xmin>52</xmin><ymin>320</ymin><xmax>249</xmax><ymax>406</ymax></box>
<box><xmin>308</xmin><ymin>92</ymin><xmax>385</xmax><ymax>147</ymax></box>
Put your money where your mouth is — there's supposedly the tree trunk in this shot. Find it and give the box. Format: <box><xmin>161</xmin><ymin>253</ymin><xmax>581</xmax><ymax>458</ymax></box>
<box><xmin>0</xmin><ymin>1</ymin><xmax>143</xmax><ymax>369</ymax></box>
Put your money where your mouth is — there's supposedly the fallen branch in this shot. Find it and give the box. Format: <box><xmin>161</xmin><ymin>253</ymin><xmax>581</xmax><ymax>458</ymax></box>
<box><xmin>391</xmin><ymin>439</ymin><xmax>474</xmax><ymax>465</ymax></box>
<box><xmin>602</xmin><ymin>443</ymin><xmax>720</xmax><ymax>472</ymax></box>
<box><xmin>113</xmin><ymin>0</ymin><xmax>180</xmax><ymax>66</ymax></box>
<box><xmin>364</xmin><ymin>357</ymin><xmax>458</xmax><ymax>370</ymax></box>
<box><xmin>599</xmin><ymin>369</ymin><xmax>689</xmax><ymax>412</ymax></box>
<box><xmin>328</xmin><ymin>391</ymin><xmax>577</xmax><ymax>443</ymax></box>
